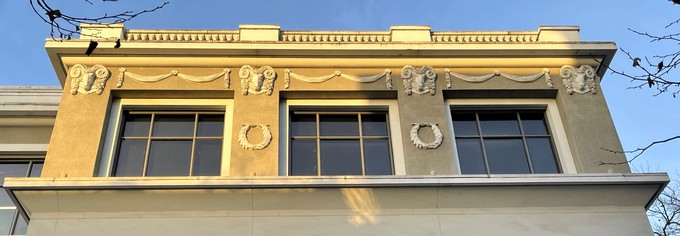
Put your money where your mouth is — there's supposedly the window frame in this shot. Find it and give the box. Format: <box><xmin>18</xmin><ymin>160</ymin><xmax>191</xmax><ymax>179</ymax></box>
<box><xmin>0</xmin><ymin>157</ymin><xmax>43</xmax><ymax>235</ymax></box>
<box><xmin>98</xmin><ymin>99</ymin><xmax>234</xmax><ymax>177</ymax></box>
<box><xmin>280</xmin><ymin>99</ymin><xmax>406</xmax><ymax>176</ymax></box>
<box><xmin>446</xmin><ymin>99</ymin><xmax>576</xmax><ymax>175</ymax></box>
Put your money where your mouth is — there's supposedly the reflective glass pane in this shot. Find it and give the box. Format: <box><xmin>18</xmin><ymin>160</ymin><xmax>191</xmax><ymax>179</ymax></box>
<box><xmin>319</xmin><ymin>115</ymin><xmax>359</xmax><ymax>136</ymax></box>
<box><xmin>320</xmin><ymin>140</ymin><xmax>362</xmax><ymax>175</ymax></box>
<box><xmin>0</xmin><ymin>209</ymin><xmax>14</xmax><ymax>235</ymax></box>
<box><xmin>146</xmin><ymin>140</ymin><xmax>192</xmax><ymax>176</ymax></box>
<box><xmin>451</xmin><ymin>112</ymin><xmax>478</xmax><ymax>136</ymax></box>
<box><xmin>13</xmin><ymin>213</ymin><xmax>27</xmax><ymax>235</ymax></box>
<box><xmin>122</xmin><ymin>113</ymin><xmax>151</xmax><ymax>137</ymax></box>
<box><xmin>521</xmin><ymin>112</ymin><xmax>548</xmax><ymax>135</ymax></box>
<box><xmin>114</xmin><ymin>140</ymin><xmax>146</xmax><ymax>177</ymax></box>
<box><xmin>0</xmin><ymin>164</ymin><xmax>28</xmax><ymax>185</ymax></box>
<box><xmin>527</xmin><ymin>138</ymin><xmax>559</xmax><ymax>173</ymax></box>
<box><xmin>193</xmin><ymin>140</ymin><xmax>222</xmax><ymax>176</ymax></box>
<box><xmin>361</xmin><ymin>114</ymin><xmax>388</xmax><ymax>136</ymax></box>
<box><xmin>479</xmin><ymin>112</ymin><xmax>520</xmax><ymax>136</ymax></box>
<box><xmin>290</xmin><ymin>139</ymin><xmax>317</xmax><ymax>175</ymax></box>
<box><xmin>363</xmin><ymin>139</ymin><xmax>392</xmax><ymax>175</ymax></box>
<box><xmin>152</xmin><ymin>114</ymin><xmax>195</xmax><ymax>137</ymax></box>
<box><xmin>197</xmin><ymin>114</ymin><xmax>224</xmax><ymax>137</ymax></box>
<box><xmin>29</xmin><ymin>163</ymin><xmax>43</xmax><ymax>177</ymax></box>
<box><xmin>484</xmin><ymin>139</ymin><xmax>530</xmax><ymax>174</ymax></box>
<box><xmin>291</xmin><ymin>114</ymin><xmax>316</xmax><ymax>136</ymax></box>
<box><xmin>456</xmin><ymin>138</ymin><xmax>486</xmax><ymax>174</ymax></box>
<box><xmin>0</xmin><ymin>189</ymin><xmax>12</xmax><ymax>207</ymax></box>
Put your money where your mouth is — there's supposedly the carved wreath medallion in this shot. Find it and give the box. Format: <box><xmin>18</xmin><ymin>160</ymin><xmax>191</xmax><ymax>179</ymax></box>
<box><xmin>238</xmin><ymin>123</ymin><xmax>273</xmax><ymax>150</ymax></box>
<box><xmin>69</xmin><ymin>64</ymin><xmax>111</xmax><ymax>95</ymax></box>
<box><xmin>401</xmin><ymin>65</ymin><xmax>437</xmax><ymax>95</ymax></box>
<box><xmin>560</xmin><ymin>65</ymin><xmax>597</xmax><ymax>95</ymax></box>
<box><xmin>410</xmin><ymin>122</ymin><xmax>443</xmax><ymax>149</ymax></box>
<box><xmin>239</xmin><ymin>65</ymin><xmax>277</xmax><ymax>95</ymax></box>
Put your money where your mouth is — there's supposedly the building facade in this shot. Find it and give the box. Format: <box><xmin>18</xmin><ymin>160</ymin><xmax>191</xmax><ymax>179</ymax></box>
<box><xmin>0</xmin><ymin>24</ymin><xmax>669</xmax><ymax>235</ymax></box>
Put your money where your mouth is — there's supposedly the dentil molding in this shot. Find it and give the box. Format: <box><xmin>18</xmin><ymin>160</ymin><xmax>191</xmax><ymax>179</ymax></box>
<box><xmin>69</xmin><ymin>64</ymin><xmax>111</xmax><ymax>95</ymax></box>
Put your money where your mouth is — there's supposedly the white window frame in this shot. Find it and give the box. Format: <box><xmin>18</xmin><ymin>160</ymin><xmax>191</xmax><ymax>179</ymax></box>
<box><xmin>98</xmin><ymin>98</ymin><xmax>234</xmax><ymax>177</ymax></box>
<box><xmin>280</xmin><ymin>99</ymin><xmax>406</xmax><ymax>176</ymax></box>
<box><xmin>446</xmin><ymin>98</ymin><xmax>577</xmax><ymax>174</ymax></box>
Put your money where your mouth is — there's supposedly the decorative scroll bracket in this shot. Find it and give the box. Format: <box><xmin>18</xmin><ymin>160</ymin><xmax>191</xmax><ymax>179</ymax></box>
<box><xmin>69</xmin><ymin>64</ymin><xmax>111</xmax><ymax>95</ymax></box>
<box><xmin>410</xmin><ymin>122</ymin><xmax>443</xmax><ymax>149</ymax></box>
<box><xmin>560</xmin><ymin>65</ymin><xmax>597</xmax><ymax>95</ymax></box>
<box><xmin>402</xmin><ymin>65</ymin><xmax>437</xmax><ymax>95</ymax></box>
<box><xmin>238</xmin><ymin>123</ymin><xmax>273</xmax><ymax>150</ymax></box>
<box><xmin>240</xmin><ymin>65</ymin><xmax>277</xmax><ymax>95</ymax></box>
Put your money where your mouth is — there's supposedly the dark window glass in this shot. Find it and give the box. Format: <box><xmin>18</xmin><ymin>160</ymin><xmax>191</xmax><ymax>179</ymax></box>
<box><xmin>291</xmin><ymin>114</ymin><xmax>316</xmax><ymax>136</ymax></box>
<box><xmin>452</xmin><ymin>109</ymin><xmax>559</xmax><ymax>174</ymax></box>
<box><xmin>115</xmin><ymin>111</ymin><xmax>224</xmax><ymax>177</ymax></box>
<box><xmin>290</xmin><ymin>139</ymin><xmax>318</xmax><ymax>175</ymax></box>
<box><xmin>197</xmin><ymin>115</ymin><xmax>224</xmax><ymax>137</ymax></box>
<box><xmin>479</xmin><ymin>112</ymin><xmax>520</xmax><ymax>135</ymax></box>
<box><xmin>527</xmin><ymin>138</ymin><xmax>559</xmax><ymax>173</ymax></box>
<box><xmin>361</xmin><ymin>114</ymin><xmax>388</xmax><ymax>136</ymax></box>
<box><xmin>455</xmin><ymin>139</ymin><xmax>486</xmax><ymax>174</ymax></box>
<box><xmin>363</xmin><ymin>139</ymin><xmax>392</xmax><ymax>175</ymax></box>
<box><xmin>193</xmin><ymin>140</ymin><xmax>222</xmax><ymax>176</ymax></box>
<box><xmin>0</xmin><ymin>160</ymin><xmax>43</xmax><ymax>235</ymax></box>
<box><xmin>290</xmin><ymin>111</ymin><xmax>392</xmax><ymax>176</ymax></box>
<box><xmin>320</xmin><ymin>140</ymin><xmax>362</xmax><ymax>175</ymax></box>
<box><xmin>452</xmin><ymin>112</ymin><xmax>478</xmax><ymax>136</ymax></box>
<box><xmin>319</xmin><ymin>114</ymin><xmax>359</xmax><ymax>136</ymax></box>
<box><xmin>521</xmin><ymin>112</ymin><xmax>548</xmax><ymax>135</ymax></box>
<box><xmin>146</xmin><ymin>140</ymin><xmax>192</xmax><ymax>176</ymax></box>
<box><xmin>122</xmin><ymin>113</ymin><xmax>151</xmax><ymax>137</ymax></box>
<box><xmin>484</xmin><ymin>139</ymin><xmax>530</xmax><ymax>174</ymax></box>
<box><xmin>152</xmin><ymin>114</ymin><xmax>195</xmax><ymax>137</ymax></box>
<box><xmin>114</xmin><ymin>140</ymin><xmax>146</xmax><ymax>177</ymax></box>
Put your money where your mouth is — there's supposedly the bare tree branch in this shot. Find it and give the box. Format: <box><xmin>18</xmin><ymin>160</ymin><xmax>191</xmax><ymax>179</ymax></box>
<box><xmin>600</xmin><ymin>136</ymin><xmax>680</xmax><ymax>165</ymax></box>
<box><xmin>29</xmin><ymin>0</ymin><xmax>169</xmax><ymax>40</ymax></box>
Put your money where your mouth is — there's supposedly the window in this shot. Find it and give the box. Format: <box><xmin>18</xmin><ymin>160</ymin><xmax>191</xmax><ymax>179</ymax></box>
<box><xmin>99</xmin><ymin>98</ymin><xmax>234</xmax><ymax>177</ymax></box>
<box><xmin>0</xmin><ymin>160</ymin><xmax>42</xmax><ymax>235</ymax></box>
<box><xmin>289</xmin><ymin>111</ymin><xmax>393</xmax><ymax>176</ymax></box>
<box><xmin>113</xmin><ymin>111</ymin><xmax>224</xmax><ymax>177</ymax></box>
<box><xmin>451</xmin><ymin>108</ymin><xmax>560</xmax><ymax>174</ymax></box>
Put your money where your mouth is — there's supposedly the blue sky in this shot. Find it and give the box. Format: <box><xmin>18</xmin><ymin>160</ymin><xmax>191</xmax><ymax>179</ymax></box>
<box><xmin>0</xmin><ymin>0</ymin><xmax>678</xmax><ymax>174</ymax></box>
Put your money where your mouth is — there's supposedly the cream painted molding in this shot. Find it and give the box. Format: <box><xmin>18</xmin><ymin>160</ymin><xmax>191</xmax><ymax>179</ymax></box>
<box><xmin>116</xmin><ymin>68</ymin><xmax>230</xmax><ymax>88</ymax></box>
<box><xmin>409</xmin><ymin>122</ymin><xmax>443</xmax><ymax>149</ymax></box>
<box><xmin>443</xmin><ymin>68</ymin><xmax>553</xmax><ymax>88</ymax></box>
<box><xmin>283</xmin><ymin>69</ymin><xmax>393</xmax><ymax>89</ymax></box>
<box><xmin>69</xmin><ymin>64</ymin><xmax>110</xmax><ymax>95</ymax></box>
<box><xmin>238</xmin><ymin>123</ymin><xmax>273</xmax><ymax>150</ymax></box>
<box><xmin>239</xmin><ymin>65</ymin><xmax>277</xmax><ymax>95</ymax></box>
<box><xmin>560</xmin><ymin>65</ymin><xmax>597</xmax><ymax>95</ymax></box>
<box><xmin>402</xmin><ymin>65</ymin><xmax>436</xmax><ymax>95</ymax></box>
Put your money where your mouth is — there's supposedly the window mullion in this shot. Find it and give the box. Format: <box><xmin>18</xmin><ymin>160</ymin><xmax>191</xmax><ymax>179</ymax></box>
<box><xmin>141</xmin><ymin>113</ymin><xmax>155</xmax><ymax>177</ymax></box>
<box><xmin>475</xmin><ymin>113</ymin><xmax>491</xmax><ymax>175</ymax></box>
<box><xmin>189</xmin><ymin>113</ymin><xmax>199</xmax><ymax>176</ymax></box>
<box><xmin>517</xmin><ymin>112</ymin><xmax>535</xmax><ymax>173</ymax></box>
<box><xmin>358</xmin><ymin>113</ymin><xmax>366</xmax><ymax>175</ymax></box>
<box><xmin>316</xmin><ymin>113</ymin><xmax>321</xmax><ymax>176</ymax></box>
